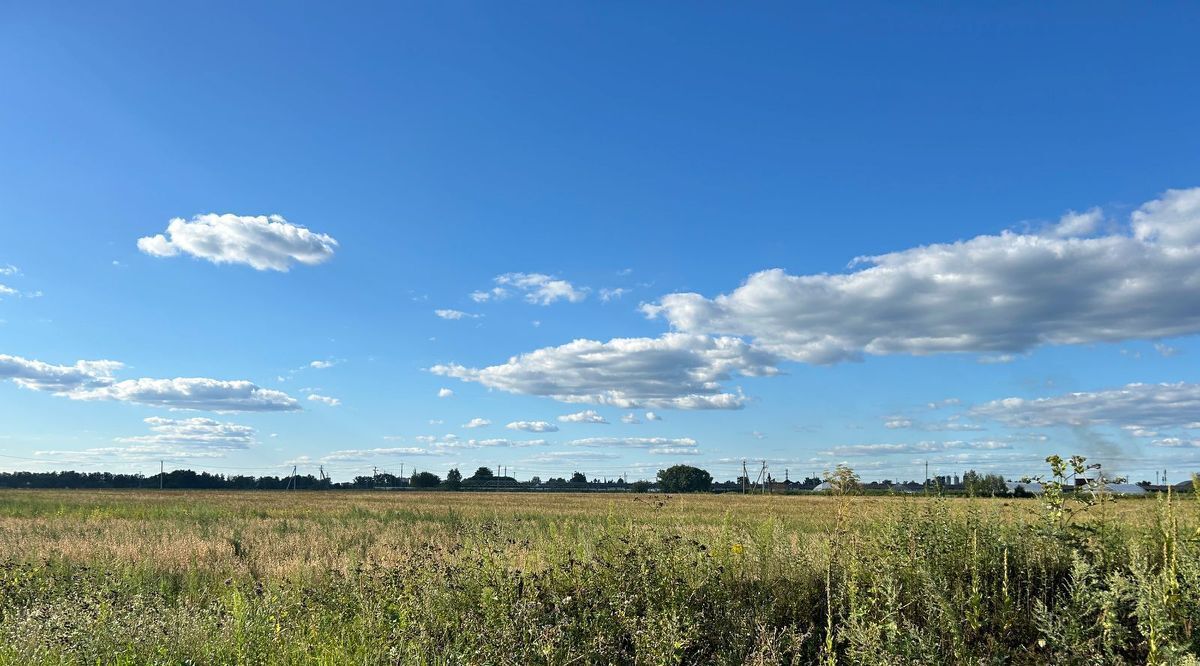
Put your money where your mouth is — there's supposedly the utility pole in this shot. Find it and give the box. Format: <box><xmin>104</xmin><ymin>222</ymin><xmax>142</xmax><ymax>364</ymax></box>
<box><xmin>400</xmin><ymin>463</ymin><xmax>404</xmax><ymax>480</ymax></box>
<box><xmin>742</xmin><ymin>459</ymin><xmax>748</xmax><ymax>495</ymax></box>
<box><xmin>290</xmin><ymin>465</ymin><xmax>297</xmax><ymax>490</ymax></box>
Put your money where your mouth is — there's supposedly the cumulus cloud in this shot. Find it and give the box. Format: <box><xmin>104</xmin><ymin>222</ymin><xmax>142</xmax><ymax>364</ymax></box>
<box><xmin>137</xmin><ymin>214</ymin><xmax>338</xmax><ymax>271</ymax></box>
<box><xmin>506</xmin><ymin>420</ymin><xmax>559</xmax><ymax>433</ymax></box>
<box><xmin>0</xmin><ymin>354</ymin><xmax>299</xmax><ymax>412</ymax></box>
<box><xmin>463</xmin><ymin>418</ymin><xmax>491</xmax><ymax>428</ymax></box>
<box><xmin>0</xmin><ymin>265</ymin><xmax>17</xmax><ymax>276</ymax></box>
<box><xmin>1046</xmin><ymin>208</ymin><xmax>1103</xmax><ymax>238</ymax></box>
<box><xmin>116</xmin><ymin>416</ymin><xmax>255</xmax><ymax>448</ymax></box>
<box><xmin>431</xmin><ymin>333</ymin><xmax>777</xmax><ymax>410</ymax></box>
<box><xmin>558</xmin><ymin>409</ymin><xmax>608</xmax><ymax>424</ymax></box>
<box><xmin>307</xmin><ymin>393</ymin><xmax>341</xmax><ymax>407</ymax></box>
<box><xmin>642</xmin><ymin>187</ymin><xmax>1200</xmax><ymax>363</ymax></box>
<box><xmin>477</xmin><ymin>273</ymin><xmax>588</xmax><ymax>305</ymax></box>
<box><xmin>0</xmin><ymin>354</ymin><xmax>122</xmax><ymax>393</ymax></box>
<box><xmin>621</xmin><ymin>413</ymin><xmax>642</xmax><ymax>424</ymax></box>
<box><xmin>437</xmin><ymin>388</ymin><xmax>454</xmax><ymax>398</ymax></box>
<box><xmin>310</xmin><ymin>360</ymin><xmax>337</xmax><ymax>369</ymax></box>
<box><xmin>435</xmin><ymin>309</ymin><xmax>481</xmax><ymax>320</ymax></box>
<box><xmin>971</xmin><ymin>382</ymin><xmax>1200</xmax><ymax>429</ymax></box>
<box><xmin>645</xmin><ymin>411</ymin><xmax>662</xmax><ymax>421</ymax></box>
<box><xmin>82</xmin><ymin>378</ymin><xmax>300</xmax><ymax>412</ymax></box>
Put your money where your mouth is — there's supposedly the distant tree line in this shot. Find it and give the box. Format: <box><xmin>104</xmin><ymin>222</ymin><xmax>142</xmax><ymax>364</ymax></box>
<box><xmin>0</xmin><ymin>464</ymin><xmax>723</xmax><ymax>492</ymax></box>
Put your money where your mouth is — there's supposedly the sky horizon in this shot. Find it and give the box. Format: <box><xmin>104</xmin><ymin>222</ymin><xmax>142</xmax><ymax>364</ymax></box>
<box><xmin>3</xmin><ymin>3</ymin><xmax>1200</xmax><ymax>484</ymax></box>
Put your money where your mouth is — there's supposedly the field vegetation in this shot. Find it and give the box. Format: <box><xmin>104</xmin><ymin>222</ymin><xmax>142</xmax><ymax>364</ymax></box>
<box><xmin>0</xmin><ymin>471</ymin><xmax>1197</xmax><ymax>664</ymax></box>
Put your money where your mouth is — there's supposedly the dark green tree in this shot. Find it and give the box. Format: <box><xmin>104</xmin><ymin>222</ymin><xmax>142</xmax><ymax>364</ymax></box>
<box><xmin>656</xmin><ymin>465</ymin><xmax>713</xmax><ymax>493</ymax></box>
<box><xmin>410</xmin><ymin>471</ymin><xmax>441</xmax><ymax>488</ymax></box>
<box><xmin>473</xmin><ymin>466</ymin><xmax>494</xmax><ymax>479</ymax></box>
<box><xmin>443</xmin><ymin>468</ymin><xmax>462</xmax><ymax>490</ymax></box>
<box><xmin>569</xmin><ymin>471</ymin><xmax>587</xmax><ymax>483</ymax></box>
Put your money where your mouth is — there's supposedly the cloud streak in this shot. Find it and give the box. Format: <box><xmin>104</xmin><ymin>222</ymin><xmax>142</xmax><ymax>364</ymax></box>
<box><xmin>0</xmin><ymin>353</ymin><xmax>299</xmax><ymax>412</ymax></box>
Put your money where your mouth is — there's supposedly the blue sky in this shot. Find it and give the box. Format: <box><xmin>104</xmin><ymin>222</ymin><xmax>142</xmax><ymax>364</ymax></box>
<box><xmin>3</xmin><ymin>2</ymin><xmax>1200</xmax><ymax>483</ymax></box>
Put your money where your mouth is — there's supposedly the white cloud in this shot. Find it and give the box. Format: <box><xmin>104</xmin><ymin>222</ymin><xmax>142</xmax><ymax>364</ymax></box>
<box><xmin>820</xmin><ymin>440</ymin><xmax>1011</xmax><ymax>457</ymax></box>
<box><xmin>621</xmin><ymin>413</ymin><xmax>642</xmax><ymax>424</ymax></box>
<box><xmin>137</xmin><ymin>214</ymin><xmax>338</xmax><ymax>271</ymax></box>
<box><xmin>35</xmin><ymin>446</ymin><xmax>227</xmax><ymax>463</ymax></box>
<box><xmin>1155</xmin><ymin>343</ymin><xmax>1181</xmax><ymax>358</ymax></box>
<box><xmin>558</xmin><ymin>409</ymin><xmax>608</xmax><ymax>424</ymax></box>
<box><xmin>643</xmin><ymin>187</ymin><xmax>1200</xmax><ymax>363</ymax></box>
<box><xmin>566</xmin><ymin>436</ymin><xmax>698</xmax><ymax>449</ymax></box>
<box><xmin>751</xmin><ymin>431</ymin><xmax>767</xmax><ymax>440</ymax></box>
<box><xmin>1046</xmin><ymin>208</ymin><xmax>1103</xmax><ymax>238</ymax></box>
<box><xmin>438</xmin><ymin>437</ymin><xmax>547</xmax><ymax>449</ymax></box>
<box><xmin>0</xmin><ymin>265</ymin><xmax>18</xmax><ymax>276</ymax></box>
<box><xmin>428</xmin><ymin>419</ymin><xmax>444</xmax><ymax>425</ymax></box>
<box><xmin>884</xmin><ymin>415</ymin><xmax>984</xmax><ymax>432</ymax></box>
<box><xmin>526</xmin><ymin>451</ymin><xmax>621</xmax><ymax>463</ymax></box>
<box><xmin>0</xmin><ymin>354</ymin><xmax>300</xmax><ymax>412</ymax></box>
<box><xmin>116</xmin><ymin>416</ymin><xmax>255</xmax><ymax>449</ymax></box>
<box><xmin>0</xmin><ymin>284</ymin><xmax>17</xmax><ymax>297</ymax></box>
<box><xmin>600</xmin><ymin>287</ymin><xmax>629</xmax><ymax>302</ymax></box>
<box><xmin>645</xmin><ymin>411</ymin><xmax>661</xmax><ymax>421</ymax></box>
<box><xmin>411</xmin><ymin>433</ymin><xmax>546</xmax><ymax>450</ymax></box>
<box><xmin>0</xmin><ymin>354</ymin><xmax>122</xmax><ymax>392</ymax></box>
<box><xmin>83</xmin><ymin>378</ymin><xmax>300</xmax><ymax>412</ymax></box>
<box><xmin>437</xmin><ymin>388</ymin><xmax>454</xmax><ymax>398</ymax></box>
<box><xmin>307</xmin><ymin>393</ymin><xmax>341</xmax><ymax>407</ymax></box>
<box><xmin>435</xmin><ymin>309</ymin><xmax>482</xmax><ymax>320</ymax></box>
<box><xmin>972</xmin><ymin>382</ymin><xmax>1200</xmax><ymax>429</ymax></box>
<box><xmin>309</xmin><ymin>360</ymin><xmax>338</xmax><ymax>369</ymax></box>
<box><xmin>431</xmin><ymin>333</ymin><xmax>777</xmax><ymax>410</ymax></box>
<box><xmin>491</xmin><ymin>273</ymin><xmax>588</xmax><ymax>305</ymax></box>
<box><xmin>470</xmin><ymin>287</ymin><xmax>509</xmax><ymax>303</ymax></box>
<box><xmin>1151</xmin><ymin>438</ymin><xmax>1200</xmax><ymax>448</ymax></box>
<box><xmin>506</xmin><ymin>420</ymin><xmax>559</xmax><ymax>433</ymax></box>
<box><xmin>463</xmin><ymin>417</ymin><xmax>491</xmax><ymax>428</ymax></box>
<box><xmin>322</xmin><ymin>447</ymin><xmax>437</xmax><ymax>462</ymax></box>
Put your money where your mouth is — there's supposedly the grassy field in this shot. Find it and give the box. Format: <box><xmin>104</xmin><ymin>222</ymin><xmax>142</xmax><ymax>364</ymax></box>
<box><xmin>0</xmin><ymin>489</ymin><xmax>1196</xmax><ymax>665</ymax></box>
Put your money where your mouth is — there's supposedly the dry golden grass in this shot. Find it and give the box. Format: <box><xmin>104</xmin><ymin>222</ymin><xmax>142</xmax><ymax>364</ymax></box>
<box><xmin>0</xmin><ymin>489</ymin><xmax>1193</xmax><ymax>664</ymax></box>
